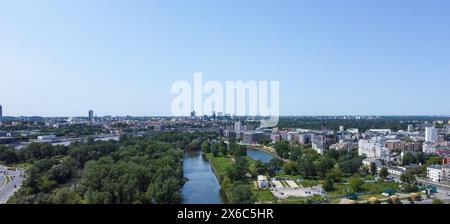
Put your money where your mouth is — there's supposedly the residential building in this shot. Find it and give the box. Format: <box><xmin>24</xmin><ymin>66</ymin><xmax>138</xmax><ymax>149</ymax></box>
<box><xmin>386</xmin><ymin>140</ymin><xmax>422</xmax><ymax>152</ymax></box>
<box><xmin>423</xmin><ymin>142</ymin><xmax>437</xmax><ymax>154</ymax></box>
<box><xmin>37</xmin><ymin>135</ymin><xmax>57</xmax><ymax>141</ymax></box>
<box><xmin>243</xmin><ymin>131</ymin><xmax>265</xmax><ymax>145</ymax></box>
<box><xmin>287</xmin><ymin>132</ymin><xmax>297</xmax><ymax>142</ymax></box>
<box><xmin>330</xmin><ymin>140</ymin><xmax>357</xmax><ymax>152</ymax></box>
<box><xmin>425</xmin><ymin>126</ymin><xmax>438</xmax><ymax>143</ymax></box>
<box><xmin>358</xmin><ymin>137</ymin><xmax>390</xmax><ymax>162</ymax></box>
<box><xmin>270</xmin><ymin>134</ymin><xmax>281</xmax><ymax>143</ymax></box>
<box><xmin>427</xmin><ymin>165</ymin><xmax>443</xmax><ymax>183</ymax></box>
<box><xmin>224</xmin><ymin>130</ymin><xmax>236</xmax><ymax>139</ymax></box>
<box><xmin>442</xmin><ymin>164</ymin><xmax>450</xmax><ymax>183</ymax></box>
<box><xmin>387</xmin><ymin>167</ymin><xmax>406</xmax><ymax>176</ymax></box>
<box><xmin>298</xmin><ymin>133</ymin><xmax>310</xmax><ymax>144</ymax></box>
<box><xmin>312</xmin><ymin>140</ymin><xmax>325</xmax><ymax>155</ymax></box>
<box><xmin>367</xmin><ymin>129</ymin><xmax>392</xmax><ymax>135</ymax></box>
<box><xmin>362</xmin><ymin>158</ymin><xmax>382</xmax><ymax>168</ymax></box>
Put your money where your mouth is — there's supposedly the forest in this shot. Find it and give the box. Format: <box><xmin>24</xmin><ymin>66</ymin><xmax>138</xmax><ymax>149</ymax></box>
<box><xmin>0</xmin><ymin>132</ymin><xmax>217</xmax><ymax>204</ymax></box>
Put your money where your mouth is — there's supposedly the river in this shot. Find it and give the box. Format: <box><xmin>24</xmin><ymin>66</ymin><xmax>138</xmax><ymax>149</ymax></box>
<box><xmin>181</xmin><ymin>150</ymin><xmax>224</xmax><ymax>204</ymax></box>
<box><xmin>181</xmin><ymin>147</ymin><xmax>275</xmax><ymax>204</ymax></box>
<box><xmin>246</xmin><ymin>147</ymin><xmax>275</xmax><ymax>164</ymax></box>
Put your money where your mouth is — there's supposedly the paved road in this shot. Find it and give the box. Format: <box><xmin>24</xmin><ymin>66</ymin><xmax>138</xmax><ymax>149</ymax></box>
<box><xmin>389</xmin><ymin>174</ymin><xmax>450</xmax><ymax>203</ymax></box>
<box><xmin>0</xmin><ymin>166</ymin><xmax>26</xmax><ymax>204</ymax></box>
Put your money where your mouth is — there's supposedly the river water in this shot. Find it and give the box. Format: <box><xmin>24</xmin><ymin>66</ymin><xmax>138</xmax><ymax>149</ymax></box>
<box><xmin>246</xmin><ymin>148</ymin><xmax>275</xmax><ymax>164</ymax></box>
<box><xmin>181</xmin><ymin>148</ymin><xmax>275</xmax><ymax>204</ymax></box>
<box><xmin>181</xmin><ymin>150</ymin><xmax>224</xmax><ymax>204</ymax></box>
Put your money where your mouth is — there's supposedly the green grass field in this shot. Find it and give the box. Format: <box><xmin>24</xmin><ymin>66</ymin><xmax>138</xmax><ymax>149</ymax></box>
<box><xmin>205</xmin><ymin>153</ymin><xmax>233</xmax><ymax>180</ymax></box>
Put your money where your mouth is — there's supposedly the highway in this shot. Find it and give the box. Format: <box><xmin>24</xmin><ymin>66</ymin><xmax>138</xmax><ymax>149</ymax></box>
<box><xmin>0</xmin><ymin>166</ymin><xmax>26</xmax><ymax>204</ymax></box>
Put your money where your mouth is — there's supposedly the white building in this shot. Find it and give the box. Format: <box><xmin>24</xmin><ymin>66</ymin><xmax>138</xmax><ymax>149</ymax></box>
<box><xmin>425</xmin><ymin>126</ymin><xmax>438</xmax><ymax>143</ymax></box>
<box><xmin>37</xmin><ymin>135</ymin><xmax>57</xmax><ymax>141</ymax></box>
<box><xmin>442</xmin><ymin>164</ymin><xmax>450</xmax><ymax>183</ymax></box>
<box><xmin>407</xmin><ymin>125</ymin><xmax>414</xmax><ymax>132</ymax></box>
<box><xmin>387</xmin><ymin>167</ymin><xmax>406</xmax><ymax>176</ymax></box>
<box><xmin>312</xmin><ymin>140</ymin><xmax>325</xmax><ymax>155</ymax></box>
<box><xmin>367</xmin><ymin>129</ymin><xmax>392</xmax><ymax>135</ymax></box>
<box><xmin>422</xmin><ymin>142</ymin><xmax>436</xmax><ymax>154</ymax></box>
<box><xmin>257</xmin><ymin>175</ymin><xmax>269</xmax><ymax>189</ymax></box>
<box><xmin>427</xmin><ymin>165</ymin><xmax>442</xmax><ymax>183</ymax></box>
<box><xmin>358</xmin><ymin>137</ymin><xmax>390</xmax><ymax>162</ymax></box>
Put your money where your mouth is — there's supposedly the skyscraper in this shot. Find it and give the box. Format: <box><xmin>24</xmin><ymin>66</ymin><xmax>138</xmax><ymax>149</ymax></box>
<box><xmin>89</xmin><ymin>110</ymin><xmax>94</xmax><ymax>119</ymax></box>
<box><xmin>425</xmin><ymin>126</ymin><xmax>438</xmax><ymax>143</ymax></box>
<box><xmin>234</xmin><ymin>121</ymin><xmax>242</xmax><ymax>132</ymax></box>
<box><xmin>0</xmin><ymin>105</ymin><xmax>2</xmax><ymax>119</ymax></box>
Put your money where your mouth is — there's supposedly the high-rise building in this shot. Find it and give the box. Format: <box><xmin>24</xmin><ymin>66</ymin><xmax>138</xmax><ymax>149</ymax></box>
<box><xmin>407</xmin><ymin>124</ymin><xmax>414</xmax><ymax>132</ymax></box>
<box><xmin>234</xmin><ymin>121</ymin><xmax>242</xmax><ymax>132</ymax></box>
<box><xmin>0</xmin><ymin>105</ymin><xmax>2</xmax><ymax>119</ymax></box>
<box><xmin>89</xmin><ymin>110</ymin><xmax>94</xmax><ymax>119</ymax></box>
<box><xmin>425</xmin><ymin>126</ymin><xmax>438</xmax><ymax>143</ymax></box>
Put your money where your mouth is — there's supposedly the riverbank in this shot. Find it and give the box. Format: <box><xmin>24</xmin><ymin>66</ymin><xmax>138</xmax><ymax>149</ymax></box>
<box><xmin>205</xmin><ymin>152</ymin><xmax>277</xmax><ymax>203</ymax></box>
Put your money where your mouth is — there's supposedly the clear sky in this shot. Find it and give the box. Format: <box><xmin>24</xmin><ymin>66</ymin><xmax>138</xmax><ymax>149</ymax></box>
<box><xmin>1</xmin><ymin>0</ymin><xmax>449</xmax><ymax>117</ymax></box>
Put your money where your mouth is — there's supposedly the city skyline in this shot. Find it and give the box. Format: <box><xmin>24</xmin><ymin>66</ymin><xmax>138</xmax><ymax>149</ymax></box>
<box><xmin>1</xmin><ymin>0</ymin><xmax>450</xmax><ymax>117</ymax></box>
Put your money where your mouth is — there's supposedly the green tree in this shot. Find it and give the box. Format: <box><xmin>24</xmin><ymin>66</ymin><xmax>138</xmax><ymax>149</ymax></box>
<box><xmin>225</xmin><ymin>183</ymin><xmax>255</xmax><ymax>204</ymax></box>
<box><xmin>349</xmin><ymin>175</ymin><xmax>364</xmax><ymax>193</ymax></box>
<box><xmin>402</xmin><ymin>152</ymin><xmax>416</xmax><ymax>166</ymax></box>
<box><xmin>254</xmin><ymin>160</ymin><xmax>267</xmax><ymax>176</ymax></box>
<box><xmin>400</xmin><ymin>172</ymin><xmax>418</xmax><ymax>193</ymax></box>
<box><xmin>297</xmin><ymin>155</ymin><xmax>316</xmax><ymax>178</ymax></box>
<box><xmin>274</xmin><ymin>141</ymin><xmax>290</xmax><ymax>159</ymax></box>
<box><xmin>283</xmin><ymin>162</ymin><xmax>298</xmax><ymax>175</ymax></box>
<box><xmin>201</xmin><ymin>141</ymin><xmax>211</xmax><ymax>153</ymax></box>
<box><xmin>370</xmin><ymin>162</ymin><xmax>378</xmax><ymax>176</ymax></box>
<box><xmin>50</xmin><ymin>188</ymin><xmax>84</xmax><ymax>204</ymax></box>
<box><xmin>315</xmin><ymin>157</ymin><xmax>336</xmax><ymax>179</ymax></box>
<box><xmin>219</xmin><ymin>145</ymin><xmax>228</xmax><ymax>156</ymax></box>
<box><xmin>379</xmin><ymin>167</ymin><xmax>389</xmax><ymax>180</ymax></box>
<box><xmin>326</xmin><ymin>168</ymin><xmax>343</xmax><ymax>183</ymax></box>
<box><xmin>211</xmin><ymin>146</ymin><xmax>219</xmax><ymax>157</ymax></box>
<box><xmin>268</xmin><ymin>158</ymin><xmax>283</xmax><ymax>177</ymax></box>
<box><xmin>322</xmin><ymin>177</ymin><xmax>335</xmax><ymax>192</ymax></box>
<box><xmin>338</xmin><ymin>156</ymin><xmax>362</xmax><ymax>175</ymax></box>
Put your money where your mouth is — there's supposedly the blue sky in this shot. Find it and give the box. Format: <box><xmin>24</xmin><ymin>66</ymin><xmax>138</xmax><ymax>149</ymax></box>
<box><xmin>1</xmin><ymin>0</ymin><xmax>449</xmax><ymax>117</ymax></box>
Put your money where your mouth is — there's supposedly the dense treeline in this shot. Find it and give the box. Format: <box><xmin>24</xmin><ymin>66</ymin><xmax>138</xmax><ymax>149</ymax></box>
<box><xmin>276</xmin><ymin>117</ymin><xmax>444</xmax><ymax>132</ymax></box>
<box><xmin>0</xmin><ymin>132</ymin><xmax>217</xmax><ymax>204</ymax></box>
<box><xmin>0</xmin><ymin>123</ymin><xmax>105</xmax><ymax>137</ymax></box>
<box><xmin>41</xmin><ymin>124</ymin><xmax>105</xmax><ymax>137</ymax></box>
<box><xmin>273</xmin><ymin>140</ymin><xmax>364</xmax><ymax>191</ymax></box>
